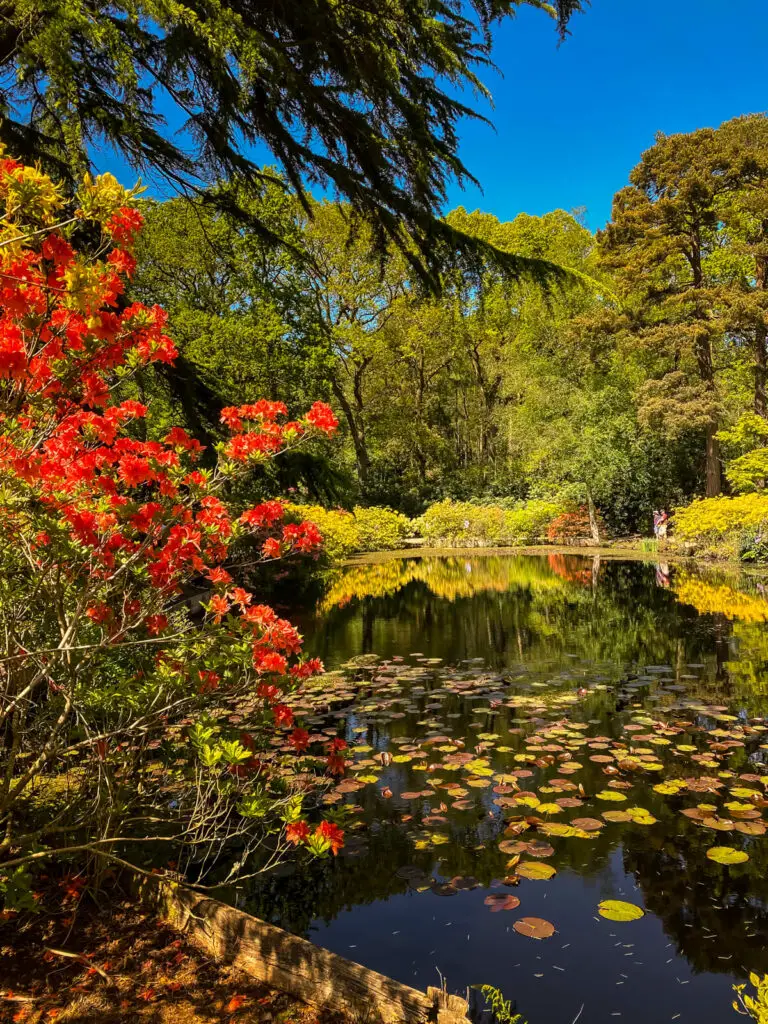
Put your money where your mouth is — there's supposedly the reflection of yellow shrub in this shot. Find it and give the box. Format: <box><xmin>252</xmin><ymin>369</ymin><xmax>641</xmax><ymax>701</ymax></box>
<box><xmin>415</xmin><ymin>499</ymin><xmax>563</xmax><ymax>548</ymax></box>
<box><xmin>285</xmin><ymin>504</ymin><xmax>410</xmax><ymax>561</ymax></box>
<box><xmin>672</xmin><ymin>572</ymin><xmax>768</xmax><ymax>622</ymax></box>
<box><xmin>321</xmin><ymin>554</ymin><xmax>571</xmax><ymax>608</ymax></box>
<box><xmin>673</xmin><ymin>494</ymin><xmax>768</xmax><ymax>540</ymax></box>
<box><xmin>320</xmin><ymin>561</ymin><xmax>421</xmax><ymax>610</ymax></box>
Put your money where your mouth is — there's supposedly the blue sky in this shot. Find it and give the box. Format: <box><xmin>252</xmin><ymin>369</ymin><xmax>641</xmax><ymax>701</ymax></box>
<box><xmin>98</xmin><ymin>0</ymin><xmax>767</xmax><ymax>233</ymax></box>
<box><xmin>446</xmin><ymin>0</ymin><xmax>768</xmax><ymax>229</ymax></box>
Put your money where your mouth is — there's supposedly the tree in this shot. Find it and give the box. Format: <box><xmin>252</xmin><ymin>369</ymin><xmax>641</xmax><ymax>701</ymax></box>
<box><xmin>0</xmin><ymin>152</ymin><xmax>346</xmax><ymax>902</ymax></box>
<box><xmin>131</xmin><ymin>182</ymin><xmax>332</xmax><ymax>445</ymax></box>
<box><xmin>713</xmin><ymin>115</ymin><xmax>768</xmax><ymax>418</ymax></box>
<box><xmin>0</xmin><ymin>0</ymin><xmax>583</xmax><ymax>285</ymax></box>
<box><xmin>599</xmin><ymin>128</ymin><xmax>734</xmax><ymax>497</ymax></box>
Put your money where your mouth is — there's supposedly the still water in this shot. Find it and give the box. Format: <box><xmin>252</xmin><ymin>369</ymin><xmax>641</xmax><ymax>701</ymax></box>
<box><xmin>253</xmin><ymin>553</ymin><xmax>768</xmax><ymax>1024</ymax></box>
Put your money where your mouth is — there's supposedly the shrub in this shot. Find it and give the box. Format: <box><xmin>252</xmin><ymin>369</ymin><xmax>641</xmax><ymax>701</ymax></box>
<box><xmin>353</xmin><ymin>505</ymin><xmax>411</xmax><ymax>551</ymax></box>
<box><xmin>672</xmin><ymin>494</ymin><xmax>768</xmax><ymax>541</ymax></box>
<box><xmin>286</xmin><ymin>504</ymin><xmax>410</xmax><ymax>560</ymax></box>
<box><xmin>0</xmin><ymin>153</ymin><xmax>346</xmax><ymax>905</ymax></box>
<box><xmin>415</xmin><ymin>499</ymin><xmax>563</xmax><ymax>547</ymax></box>
<box><xmin>546</xmin><ymin>505</ymin><xmax>605</xmax><ymax>542</ymax></box>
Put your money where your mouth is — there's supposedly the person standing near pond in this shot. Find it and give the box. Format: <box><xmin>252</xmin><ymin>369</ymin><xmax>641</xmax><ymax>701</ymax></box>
<box><xmin>652</xmin><ymin>510</ymin><xmax>661</xmax><ymax>538</ymax></box>
<box><xmin>657</xmin><ymin>509</ymin><xmax>669</xmax><ymax>541</ymax></box>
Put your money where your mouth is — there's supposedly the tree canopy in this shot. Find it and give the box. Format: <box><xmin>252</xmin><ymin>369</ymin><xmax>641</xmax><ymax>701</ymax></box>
<box><xmin>1</xmin><ymin>0</ymin><xmax>583</xmax><ymax>284</ymax></box>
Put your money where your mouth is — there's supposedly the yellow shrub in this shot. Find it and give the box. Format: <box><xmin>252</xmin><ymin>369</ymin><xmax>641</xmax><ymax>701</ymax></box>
<box><xmin>286</xmin><ymin>504</ymin><xmax>409</xmax><ymax>561</ymax></box>
<box><xmin>415</xmin><ymin>499</ymin><xmax>563</xmax><ymax>547</ymax></box>
<box><xmin>672</xmin><ymin>494</ymin><xmax>768</xmax><ymax>540</ymax></box>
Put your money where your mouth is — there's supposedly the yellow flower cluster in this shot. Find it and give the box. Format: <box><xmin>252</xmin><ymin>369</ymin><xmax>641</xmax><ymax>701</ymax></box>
<box><xmin>673</xmin><ymin>494</ymin><xmax>768</xmax><ymax>540</ymax></box>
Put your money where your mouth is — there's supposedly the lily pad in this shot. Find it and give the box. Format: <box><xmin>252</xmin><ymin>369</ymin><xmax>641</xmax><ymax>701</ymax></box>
<box><xmin>706</xmin><ymin>846</ymin><xmax>749</xmax><ymax>865</ymax></box>
<box><xmin>517</xmin><ymin>861</ymin><xmax>556</xmax><ymax>880</ymax></box>
<box><xmin>484</xmin><ymin>893</ymin><xmax>521</xmax><ymax>912</ymax></box>
<box><xmin>513</xmin><ymin>917</ymin><xmax>555</xmax><ymax>939</ymax></box>
<box><xmin>598</xmin><ymin>900</ymin><xmax>645</xmax><ymax>922</ymax></box>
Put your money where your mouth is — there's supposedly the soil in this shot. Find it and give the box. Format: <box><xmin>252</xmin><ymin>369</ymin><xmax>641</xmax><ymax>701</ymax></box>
<box><xmin>0</xmin><ymin>899</ymin><xmax>351</xmax><ymax>1024</ymax></box>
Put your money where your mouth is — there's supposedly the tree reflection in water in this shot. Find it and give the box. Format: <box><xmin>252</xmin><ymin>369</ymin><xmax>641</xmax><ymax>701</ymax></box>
<box><xmin>248</xmin><ymin>555</ymin><xmax>768</xmax><ymax>1022</ymax></box>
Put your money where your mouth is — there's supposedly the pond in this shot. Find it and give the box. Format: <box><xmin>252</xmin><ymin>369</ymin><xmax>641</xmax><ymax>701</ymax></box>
<box><xmin>249</xmin><ymin>553</ymin><xmax>768</xmax><ymax>1024</ymax></box>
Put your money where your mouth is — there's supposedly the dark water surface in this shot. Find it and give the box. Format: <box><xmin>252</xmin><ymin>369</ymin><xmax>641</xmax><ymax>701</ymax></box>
<box><xmin>252</xmin><ymin>554</ymin><xmax>768</xmax><ymax>1024</ymax></box>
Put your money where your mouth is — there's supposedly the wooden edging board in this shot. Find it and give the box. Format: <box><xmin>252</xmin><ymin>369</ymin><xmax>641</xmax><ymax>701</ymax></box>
<box><xmin>134</xmin><ymin>876</ymin><xmax>470</xmax><ymax>1024</ymax></box>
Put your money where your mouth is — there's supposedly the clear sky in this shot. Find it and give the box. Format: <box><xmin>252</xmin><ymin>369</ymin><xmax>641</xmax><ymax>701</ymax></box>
<box><xmin>97</xmin><ymin>0</ymin><xmax>768</xmax><ymax>234</ymax></box>
<box><xmin>443</xmin><ymin>0</ymin><xmax>768</xmax><ymax>230</ymax></box>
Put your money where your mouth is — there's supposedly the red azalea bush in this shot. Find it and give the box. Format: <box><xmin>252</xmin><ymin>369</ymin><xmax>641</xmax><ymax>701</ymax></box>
<box><xmin>0</xmin><ymin>155</ymin><xmax>346</xmax><ymax>906</ymax></box>
<box><xmin>546</xmin><ymin>506</ymin><xmax>604</xmax><ymax>543</ymax></box>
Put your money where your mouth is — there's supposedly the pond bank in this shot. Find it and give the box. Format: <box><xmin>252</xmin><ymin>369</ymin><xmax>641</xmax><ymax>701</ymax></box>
<box><xmin>0</xmin><ymin>897</ymin><xmax>352</xmax><ymax>1024</ymax></box>
<box><xmin>343</xmin><ymin>541</ymin><xmax>768</xmax><ymax>575</ymax></box>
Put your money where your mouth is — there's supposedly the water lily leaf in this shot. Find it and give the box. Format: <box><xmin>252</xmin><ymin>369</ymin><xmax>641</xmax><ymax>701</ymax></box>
<box><xmin>536</xmin><ymin>802</ymin><xmax>563</xmax><ymax>815</ymax></box>
<box><xmin>734</xmin><ymin>820</ymin><xmax>766</xmax><ymax>835</ymax></box>
<box><xmin>513</xmin><ymin>917</ymin><xmax>555</xmax><ymax>939</ymax></box>
<box><xmin>706</xmin><ymin>846</ymin><xmax>749</xmax><ymax>865</ymax></box>
<box><xmin>598</xmin><ymin>900</ymin><xmax>645</xmax><ymax>922</ymax></box>
<box><xmin>602</xmin><ymin>809</ymin><xmax>632</xmax><ymax>823</ymax></box>
<box><xmin>539</xmin><ymin>822</ymin><xmax>593</xmax><ymax>839</ymax></box>
<box><xmin>449</xmin><ymin>875</ymin><xmax>479</xmax><ymax>890</ymax></box>
<box><xmin>596</xmin><ymin>790</ymin><xmax>628</xmax><ymax>802</ymax></box>
<box><xmin>517</xmin><ymin>861</ymin><xmax>556</xmax><ymax>880</ymax></box>
<box><xmin>517</xmin><ymin>836</ymin><xmax>550</xmax><ymax>854</ymax></box>
<box><xmin>571</xmin><ymin>817</ymin><xmax>604</xmax><ymax>831</ymax></box>
<box><xmin>484</xmin><ymin>894</ymin><xmax>521</xmax><ymax>912</ymax></box>
<box><xmin>653</xmin><ymin>780</ymin><xmax>685</xmax><ymax>795</ymax></box>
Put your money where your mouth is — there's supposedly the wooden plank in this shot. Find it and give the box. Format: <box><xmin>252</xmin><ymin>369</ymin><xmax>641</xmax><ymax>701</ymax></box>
<box><xmin>137</xmin><ymin>878</ymin><xmax>470</xmax><ymax>1023</ymax></box>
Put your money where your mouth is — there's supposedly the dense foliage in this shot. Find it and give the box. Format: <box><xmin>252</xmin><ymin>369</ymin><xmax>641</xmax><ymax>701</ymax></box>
<box><xmin>126</xmin><ymin>115</ymin><xmax>768</xmax><ymax>534</ymax></box>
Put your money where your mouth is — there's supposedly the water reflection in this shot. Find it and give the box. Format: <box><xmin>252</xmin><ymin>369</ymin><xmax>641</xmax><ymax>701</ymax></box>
<box><xmin>262</xmin><ymin>555</ymin><xmax>768</xmax><ymax>1023</ymax></box>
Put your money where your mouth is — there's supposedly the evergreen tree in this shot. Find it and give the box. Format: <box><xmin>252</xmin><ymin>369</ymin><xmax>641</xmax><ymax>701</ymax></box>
<box><xmin>0</xmin><ymin>0</ymin><xmax>583</xmax><ymax>285</ymax></box>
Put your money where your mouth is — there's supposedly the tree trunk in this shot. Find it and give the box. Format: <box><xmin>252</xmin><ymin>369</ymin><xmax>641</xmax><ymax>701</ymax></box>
<box><xmin>586</xmin><ymin>490</ymin><xmax>601</xmax><ymax>544</ymax></box>
<box><xmin>331</xmin><ymin>378</ymin><xmax>370</xmax><ymax>493</ymax></box>
<box><xmin>705</xmin><ymin>424</ymin><xmax>721</xmax><ymax>497</ymax></box>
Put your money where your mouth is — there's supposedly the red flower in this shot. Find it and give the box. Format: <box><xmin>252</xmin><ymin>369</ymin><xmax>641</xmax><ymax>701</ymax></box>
<box><xmin>145</xmin><ymin>614</ymin><xmax>168</xmax><ymax>635</ymax></box>
<box><xmin>198</xmin><ymin>670</ymin><xmax>221</xmax><ymax>693</ymax></box>
<box><xmin>0</xmin><ymin>321</ymin><xmax>26</xmax><ymax>378</ymax></box>
<box><xmin>230</xmin><ymin>586</ymin><xmax>252</xmax><ymax>609</ymax></box>
<box><xmin>272</xmin><ymin>704</ymin><xmax>294</xmax><ymax>728</ymax></box>
<box><xmin>262</xmin><ymin>537</ymin><xmax>281</xmax><ymax>559</ymax></box>
<box><xmin>305</xmin><ymin>402</ymin><xmax>339</xmax><ymax>434</ymax></box>
<box><xmin>285</xmin><ymin>820</ymin><xmax>310</xmax><ymax>846</ymax></box>
<box><xmin>288</xmin><ymin>727</ymin><xmax>310</xmax><ymax>752</ymax></box>
<box><xmin>240</xmin><ymin>501</ymin><xmax>285</xmax><ymax>529</ymax></box>
<box><xmin>118</xmin><ymin>455</ymin><xmax>153</xmax><ymax>487</ymax></box>
<box><xmin>254</xmin><ymin>650</ymin><xmax>287</xmax><ymax>675</ymax></box>
<box><xmin>315</xmin><ymin>820</ymin><xmax>344</xmax><ymax>855</ymax></box>
<box><xmin>208</xmin><ymin>594</ymin><xmax>230</xmax><ymax>622</ymax></box>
